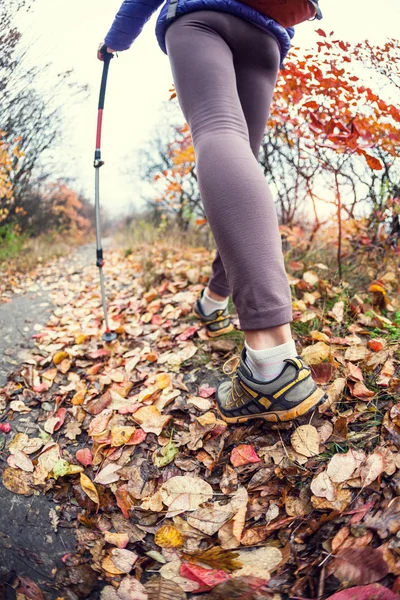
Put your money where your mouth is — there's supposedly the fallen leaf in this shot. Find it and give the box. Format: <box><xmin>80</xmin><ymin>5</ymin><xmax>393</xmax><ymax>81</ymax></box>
<box><xmin>80</xmin><ymin>473</ymin><xmax>99</xmax><ymax>506</ymax></box>
<box><xmin>202</xmin><ymin>576</ymin><xmax>272</xmax><ymax>599</ymax></box>
<box><xmin>160</xmin><ymin>476</ymin><xmax>213</xmax><ymax>514</ymax></box>
<box><xmin>76</xmin><ymin>448</ymin><xmax>93</xmax><ymax>467</ymax></box>
<box><xmin>234</xmin><ymin>546</ymin><xmax>282</xmax><ymax>578</ymax></box>
<box><xmin>331</xmin><ymin>548</ymin><xmax>389</xmax><ymax>585</ymax></box>
<box><xmin>118</xmin><ymin>576</ymin><xmax>148</xmax><ymax>600</ymax></box>
<box><xmin>361</xmin><ymin>452</ymin><xmax>385</xmax><ymax>487</ymax></box>
<box><xmin>290</xmin><ymin>425</ymin><xmax>320</xmax><ymax>457</ymax></box>
<box><xmin>144</xmin><ymin>576</ymin><xmax>187</xmax><ymax>599</ymax></box>
<box><xmin>230</xmin><ymin>445</ymin><xmax>261</xmax><ymax>467</ymax></box>
<box><xmin>94</xmin><ymin>463</ymin><xmax>122</xmax><ymax>485</ymax></box>
<box><xmin>16</xmin><ymin>577</ymin><xmax>44</xmax><ymax>599</ymax></box>
<box><xmin>53</xmin><ymin>351</ymin><xmax>69</xmax><ymax>365</ymax></box>
<box><xmin>132</xmin><ymin>406</ymin><xmax>172</xmax><ymax>435</ymax></box>
<box><xmin>301</xmin><ymin>341</ymin><xmax>331</xmax><ymax>365</ymax></box>
<box><xmin>182</xmin><ymin>547</ymin><xmax>242</xmax><ymax>574</ymax></box>
<box><xmin>154</xmin><ymin>525</ymin><xmax>184</xmax><ymax>549</ymax></box>
<box><xmin>104</xmin><ymin>532</ymin><xmax>130</xmax><ymax>548</ymax></box>
<box><xmin>153</xmin><ymin>440</ymin><xmax>178</xmax><ymax>468</ymax></box>
<box><xmin>180</xmin><ymin>563</ymin><xmax>230</xmax><ymax>592</ymax></box>
<box><xmin>344</xmin><ymin>345</ymin><xmax>369</xmax><ymax>361</ymax></box>
<box><xmin>10</xmin><ymin>450</ymin><xmax>34</xmax><ymax>472</ymax></box>
<box><xmin>2</xmin><ymin>467</ymin><xmax>34</xmax><ymax>495</ymax></box>
<box><xmin>327</xmin><ymin>452</ymin><xmax>357</xmax><ymax>483</ymax></box>
<box><xmin>325</xmin><ymin>584</ymin><xmax>399</xmax><ymax>600</ymax></box>
<box><xmin>111</xmin><ymin>426</ymin><xmax>138</xmax><ymax>447</ymax></box>
<box><xmin>310</xmin><ymin>471</ymin><xmax>335</xmax><ymax>501</ymax></box>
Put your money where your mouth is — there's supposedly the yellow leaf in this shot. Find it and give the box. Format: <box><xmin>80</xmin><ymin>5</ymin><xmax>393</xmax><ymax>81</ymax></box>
<box><xmin>154</xmin><ymin>525</ymin><xmax>184</xmax><ymax>549</ymax></box>
<box><xmin>110</xmin><ymin>426</ymin><xmax>137</xmax><ymax>447</ymax></box>
<box><xmin>101</xmin><ymin>555</ymin><xmax>125</xmax><ymax>575</ymax></box>
<box><xmin>75</xmin><ymin>333</ymin><xmax>86</xmax><ymax>344</ymax></box>
<box><xmin>80</xmin><ymin>472</ymin><xmax>99</xmax><ymax>505</ymax></box>
<box><xmin>156</xmin><ymin>373</ymin><xmax>171</xmax><ymax>389</ymax></box>
<box><xmin>53</xmin><ymin>351</ymin><xmax>69</xmax><ymax>365</ymax></box>
<box><xmin>72</xmin><ymin>389</ymin><xmax>86</xmax><ymax>405</ymax></box>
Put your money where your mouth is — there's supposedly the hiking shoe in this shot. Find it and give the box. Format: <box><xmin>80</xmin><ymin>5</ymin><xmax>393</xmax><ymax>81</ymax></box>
<box><xmin>216</xmin><ymin>348</ymin><xmax>327</xmax><ymax>423</ymax></box>
<box><xmin>193</xmin><ymin>289</ymin><xmax>234</xmax><ymax>338</ymax></box>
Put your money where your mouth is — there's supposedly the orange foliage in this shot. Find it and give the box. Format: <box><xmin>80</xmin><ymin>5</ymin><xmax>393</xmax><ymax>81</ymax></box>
<box><xmin>0</xmin><ymin>131</ymin><xmax>24</xmax><ymax>223</ymax></box>
<box><xmin>43</xmin><ymin>181</ymin><xmax>92</xmax><ymax>235</ymax></box>
<box><xmin>270</xmin><ymin>32</ymin><xmax>400</xmax><ymax>168</ymax></box>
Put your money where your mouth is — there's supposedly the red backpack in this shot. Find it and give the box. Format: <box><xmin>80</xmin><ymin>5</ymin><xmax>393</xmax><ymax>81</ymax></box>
<box><xmin>239</xmin><ymin>0</ymin><xmax>323</xmax><ymax>27</ymax></box>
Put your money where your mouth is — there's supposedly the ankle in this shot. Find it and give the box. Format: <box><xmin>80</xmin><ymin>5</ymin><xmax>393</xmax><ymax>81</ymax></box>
<box><xmin>205</xmin><ymin>287</ymin><xmax>228</xmax><ymax>303</ymax></box>
<box><xmin>244</xmin><ymin>323</ymin><xmax>293</xmax><ymax>350</ymax></box>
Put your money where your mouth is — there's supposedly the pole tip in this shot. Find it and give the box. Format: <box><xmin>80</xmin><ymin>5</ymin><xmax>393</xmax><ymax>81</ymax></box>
<box><xmin>102</xmin><ymin>331</ymin><xmax>117</xmax><ymax>342</ymax></box>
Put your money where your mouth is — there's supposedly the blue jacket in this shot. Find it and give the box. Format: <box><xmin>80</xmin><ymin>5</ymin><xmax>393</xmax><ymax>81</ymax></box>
<box><xmin>104</xmin><ymin>0</ymin><xmax>295</xmax><ymax>61</ymax></box>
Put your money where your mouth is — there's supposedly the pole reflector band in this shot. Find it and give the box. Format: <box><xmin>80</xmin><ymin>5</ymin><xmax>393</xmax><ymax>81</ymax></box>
<box><xmin>96</xmin><ymin>109</ymin><xmax>104</xmax><ymax>149</ymax></box>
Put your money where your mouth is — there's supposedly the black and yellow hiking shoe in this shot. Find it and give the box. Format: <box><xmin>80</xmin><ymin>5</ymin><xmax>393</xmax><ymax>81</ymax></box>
<box><xmin>216</xmin><ymin>348</ymin><xmax>327</xmax><ymax>423</ymax></box>
<box><xmin>193</xmin><ymin>290</ymin><xmax>234</xmax><ymax>338</ymax></box>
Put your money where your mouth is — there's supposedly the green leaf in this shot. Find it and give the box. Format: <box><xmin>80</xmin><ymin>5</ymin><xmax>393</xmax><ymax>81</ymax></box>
<box><xmin>153</xmin><ymin>440</ymin><xmax>178</xmax><ymax>468</ymax></box>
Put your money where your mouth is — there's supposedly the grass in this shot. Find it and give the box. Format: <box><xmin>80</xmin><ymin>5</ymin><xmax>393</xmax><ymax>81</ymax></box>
<box><xmin>0</xmin><ymin>226</ymin><xmax>92</xmax><ymax>275</ymax></box>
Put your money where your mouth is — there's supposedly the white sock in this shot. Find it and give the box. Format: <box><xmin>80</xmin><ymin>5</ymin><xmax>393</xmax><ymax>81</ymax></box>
<box><xmin>245</xmin><ymin>339</ymin><xmax>297</xmax><ymax>381</ymax></box>
<box><xmin>200</xmin><ymin>288</ymin><xmax>229</xmax><ymax>316</ymax></box>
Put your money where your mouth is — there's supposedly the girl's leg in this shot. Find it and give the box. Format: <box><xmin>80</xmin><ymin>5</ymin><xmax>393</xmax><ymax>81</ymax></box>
<box><xmin>166</xmin><ymin>12</ymin><xmax>292</xmax><ymax>336</ymax></box>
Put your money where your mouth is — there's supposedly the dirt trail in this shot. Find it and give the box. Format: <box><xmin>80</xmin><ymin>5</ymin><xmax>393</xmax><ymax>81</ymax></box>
<box><xmin>0</xmin><ymin>244</ymin><xmax>96</xmax><ymax>599</ymax></box>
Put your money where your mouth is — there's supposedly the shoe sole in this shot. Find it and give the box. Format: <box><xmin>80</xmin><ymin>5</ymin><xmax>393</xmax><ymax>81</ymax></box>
<box><xmin>193</xmin><ymin>307</ymin><xmax>234</xmax><ymax>338</ymax></box>
<box><xmin>216</xmin><ymin>388</ymin><xmax>327</xmax><ymax>424</ymax></box>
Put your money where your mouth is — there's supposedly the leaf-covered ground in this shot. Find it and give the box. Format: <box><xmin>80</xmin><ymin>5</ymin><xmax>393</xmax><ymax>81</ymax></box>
<box><xmin>0</xmin><ymin>241</ymin><xmax>399</xmax><ymax>600</ymax></box>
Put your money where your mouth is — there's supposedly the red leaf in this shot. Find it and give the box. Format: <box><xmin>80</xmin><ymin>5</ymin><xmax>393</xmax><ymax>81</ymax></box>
<box><xmin>89</xmin><ymin>348</ymin><xmax>110</xmax><ymax>359</ymax></box>
<box><xmin>348</xmin><ymin>381</ymin><xmax>375</xmax><ymax>400</ymax></box>
<box><xmin>177</xmin><ymin>325</ymin><xmax>199</xmax><ymax>341</ymax></box>
<box><xmin>180</xmin><ymin>563</ymin><xmax>230</xmax><ymax>592</ymax></box>
<box><xmin>315</xmin><ymin>28</ymin><xmax>327</xmax><ymax>37</ymax></box>
<box><xmin>151</xmin><ymin>314</ymin><xmax>163</xmax><ymax>326</ymax></box>
<box><xmin>115</xmin><ymin>484</ymin><xmax>135</xmax><ymax>518</ymax></box>
<box><xmin>75</xmin><ymin>448</ymin><xmax>93</xmax><ymax>467</ymax></box>
<box><xmin>53</xmin><ymin>407</ymin><xmax>67</xmax><ymax>431</ymax></box>
<box><xmin>230</xmin><ymin>444</ymin><xmax>261</xmax><ymax>467</ymax></box>
<box><xmin>126</xmin><ymin>428</ymin><xmax>147</xmax><ymax>445</ymax></box>
<box><xmin>368</xmin><ymin>340</ymin><xmax>385</xmax><ymax>352</ymax></box>
<box><xmin>332</xmin><ymin>548</ymin><xmax>389</xmax><ymax>585</ymax></box>
<box><xmin>32</xmin><ymin>382</ymin><xmax>50</xmax><ymax>393</ymax></box>
<box><xmin>198</xmin><ymin>385</ymin><xmax>217</xmax><ymax>398</ymax></box>
<box><xmin>326</xmin><ymin>584</ymin><xmax>398</xmax><ymax>600</ymax></box>
<box><xmin>364</xmin><ymin>152</ymin><xmax>383</xmax><ymax>171</ymax></box>
<box><xmin>0</xmin><ymin>423</ymin><xmax>11</xmax><ymax>433</ymax></box>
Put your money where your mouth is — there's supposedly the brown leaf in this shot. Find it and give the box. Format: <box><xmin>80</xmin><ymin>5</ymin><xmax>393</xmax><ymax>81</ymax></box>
<box><xmin>201</xmin><ymin>576</ymin><xmax>272</xmax><ymax>600</ymax></box>
<box><xmin>2</xmin><ymin>467</ymin><xmax>34</xmax><ymax>495</ymax></box>
<box><xmin>182</xmin><ymin>547</ymin><xmax>242</xmax><ymax>574</ymax></box>
<box><xmin>16</xmin><ymin>576</ymin><xmax>44</xmax><ymax>599</ymax></box>
<box><xmin>310</xmin><ymin>362</ymin><xmax>336</xmax><ymax>384</ymax></box>
<box><xmin>144</xmin><ymin>577</ymin><xmax>187</xmax><ymax>600</ymax></box>
<box><xmin>364</xmin><ymin>497</ymin><xmax>400</xmax><ymax>539</ymax></box>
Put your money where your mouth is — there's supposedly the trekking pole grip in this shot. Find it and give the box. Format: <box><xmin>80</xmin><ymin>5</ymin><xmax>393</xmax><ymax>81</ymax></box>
<box><xmin>98</xmin><ymin>45</ymin><xmax>114</xmax><ymax>110</ymax></box>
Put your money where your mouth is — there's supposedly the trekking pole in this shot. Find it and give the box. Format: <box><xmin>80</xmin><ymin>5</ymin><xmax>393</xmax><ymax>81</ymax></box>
<box><xmin>94</xmin><ymin>46</ymin><xmax>117</xmax><ymax>342</ymax></box>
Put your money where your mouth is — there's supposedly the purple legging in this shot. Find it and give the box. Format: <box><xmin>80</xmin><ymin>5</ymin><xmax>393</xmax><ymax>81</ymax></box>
<box><xmin>165</xmin><ymin>11</ymin><xmax>292</xmax><ymax>330</ymax></box>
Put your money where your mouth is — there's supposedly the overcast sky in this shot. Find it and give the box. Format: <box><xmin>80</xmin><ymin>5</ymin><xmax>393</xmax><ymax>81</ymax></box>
<box><xmin>16</xmin><ymin>0</ymin><xmax>400</xmax><ymax>216</ymax></box>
